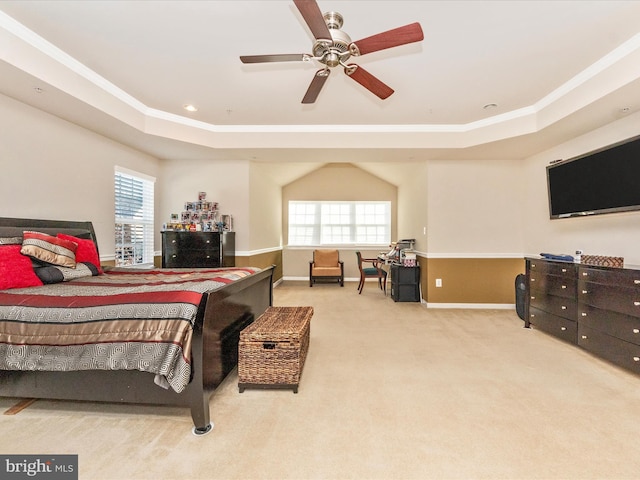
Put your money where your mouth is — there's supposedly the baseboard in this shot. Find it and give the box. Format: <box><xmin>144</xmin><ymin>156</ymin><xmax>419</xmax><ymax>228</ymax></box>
<box><xmin>425</xmin><ymin>302</ymin><xmax>516</xmax><ymax>310</ymax></box>
<box><xmin>283</xmin><ymin>277</ymin><xmax>362</xmax><ymax>282</ymax></box>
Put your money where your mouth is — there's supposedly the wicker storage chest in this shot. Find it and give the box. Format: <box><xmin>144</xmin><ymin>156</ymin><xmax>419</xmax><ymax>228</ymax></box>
<box><xmin>238</xmin><ymin>306</ymin><xmax>313</xmax><ymax>393</ymax></box>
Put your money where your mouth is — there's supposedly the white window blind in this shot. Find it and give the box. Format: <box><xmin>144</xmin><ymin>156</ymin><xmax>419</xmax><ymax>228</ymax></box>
<box><xmin>114</xmin><ymin>167</ymin><xmax>155</xmax><ymax>267</ymax></box>
<box><xmin>288</xmin><ymin>201</ymin><xmax>390</xmax><ymax>246</ymax></box>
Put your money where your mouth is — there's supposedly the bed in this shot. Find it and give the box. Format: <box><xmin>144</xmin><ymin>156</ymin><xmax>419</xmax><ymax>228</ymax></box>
<box><xmin>0</xmin><ymin>217</ymin><xmax>274</xmax><ymax>435</ymax></box>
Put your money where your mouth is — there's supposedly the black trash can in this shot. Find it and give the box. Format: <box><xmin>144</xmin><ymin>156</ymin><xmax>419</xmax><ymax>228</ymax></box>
<box><xmin>515</xmin><ymin>273</ymin><xmax>526</xmax><ymax>320</ymax></box>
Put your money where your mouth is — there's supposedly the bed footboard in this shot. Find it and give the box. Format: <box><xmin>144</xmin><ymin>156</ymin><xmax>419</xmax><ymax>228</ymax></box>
<box><xmin>0</xmin><ymin>224</ymin><xmax>274</xmax><ymax>435</ymax></box>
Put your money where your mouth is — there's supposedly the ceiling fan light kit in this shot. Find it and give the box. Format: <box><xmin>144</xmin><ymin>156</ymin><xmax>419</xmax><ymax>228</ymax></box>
<box><xmin>240</xmin><ymin>0</ymin><xmax>424</xmax><ymax>104</ymax></box>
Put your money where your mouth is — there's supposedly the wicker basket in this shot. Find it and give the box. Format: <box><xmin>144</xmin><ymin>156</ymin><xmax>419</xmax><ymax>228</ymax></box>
<box><xmin>238</xmin><ymin>306</ymin><xmax>313</xmax><ymax>393</ymax></box>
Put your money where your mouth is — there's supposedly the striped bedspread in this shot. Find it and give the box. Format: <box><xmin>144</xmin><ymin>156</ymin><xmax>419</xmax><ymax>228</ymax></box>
<box><xmin>0</xmin><ymin>267</ymin><xmax>261</xmax><ymax>393</ymax></box>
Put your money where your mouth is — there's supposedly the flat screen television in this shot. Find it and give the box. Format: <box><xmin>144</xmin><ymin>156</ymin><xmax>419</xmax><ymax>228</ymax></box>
<box><xmin>547</xmin><ymin>135</ymin><xmax>640</xmax><ymax>219</ymax></box>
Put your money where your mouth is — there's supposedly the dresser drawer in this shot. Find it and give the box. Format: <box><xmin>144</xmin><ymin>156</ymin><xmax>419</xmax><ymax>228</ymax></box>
<box><xmin>530</xmin><ymin>272</ymin><xmax>576</xmax><ymax>299</ymax></box>
<box><xmin>529</xmin><ymin>260</ymin><xmax>575</xmax><ymax>277</ymax></box>
<box><xmin>529</xmin><ymin>307</ymin><xmax>577</xmax><ymax>344</ymax></box>
<box><xmin>579</xmin><ymin>266</ymin><xmax>640</xmax><ymax>288</ymax></box>
<box><xmin>578</xmin><ymin>325</ymin><xmax>640</xmax><ymax>375</ymax></box>
<box><xmin>578</xmin><ymin>282</ymin><xmax>640</xmax><ymax>318</ymax></box>
<box><xmin>530</xmin><ymin>293</ymin><xmax>576</xmax><ymax>320</ymax></box>
<box><xmin>163</xmin><ymin>232</ymin><xmax>221</xmax><ymax>252</ymax></box>
<box><xmin>164</xmin><ymin>251</ymin><xmax>219</xmax><ymax>268</ymax></box>
<box><xmin>578</xmin><ymin>304</ymin><xmax>640</xmax><ymax>346</ymax></box>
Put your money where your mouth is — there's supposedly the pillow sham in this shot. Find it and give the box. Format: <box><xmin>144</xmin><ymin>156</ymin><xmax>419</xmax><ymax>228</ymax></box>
<box><xmin>57</xmin><ymin>233</ymin><xmax>102</xmax><ymax>274</ymax></box>
<box><xmin>34</xmin><ymin>261</ymin><xmax>100</xmax><ymax>284</ymax></box>
<box><xmin>0</xmin><ymin>245</ymin><xmax>44</xmax><ymax>290</ymax></box>
<box><xmin>21</xmin><ymin>231</ymin><xmax>77</xmax><ymax>268</ymax></box>
<box><xmin>0</xmin><ymin>236</ymin><xmax>22</xmax><ymax>245</ymax></box>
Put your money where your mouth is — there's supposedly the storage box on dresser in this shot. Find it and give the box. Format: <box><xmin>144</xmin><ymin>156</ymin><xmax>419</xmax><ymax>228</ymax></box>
<box><xmin>161</xmin><ymin>231</ymin><xmax>234</xmax><ymax>268</ymax></box>
<box><xmin>238</xmin><ymin>306</ymin><xmax>313</xmax><ymax>393</ymax></box>
<box><xmin>526</xmin><ymin>258</ymin><xmax>577</xmax><ymax>344</ymax></box>
<box><xmin>578</xmin><ymin>265</ymin><xmax>640</xmax><ymax>374</ymax></box>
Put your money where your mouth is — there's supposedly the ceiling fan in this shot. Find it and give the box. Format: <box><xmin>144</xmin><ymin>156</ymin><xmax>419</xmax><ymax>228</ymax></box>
<box><xmin>240</xmin><ymin>0</ymin><xmax>424</xmax><ymax>104</ymax></box>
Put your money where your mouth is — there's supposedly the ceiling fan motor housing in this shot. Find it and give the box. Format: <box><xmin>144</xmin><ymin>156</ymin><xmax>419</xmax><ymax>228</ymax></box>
<box><xmin>313</xmin><ymin>11</ymin><xmax>351</xmax><ymax>67</ymax></box>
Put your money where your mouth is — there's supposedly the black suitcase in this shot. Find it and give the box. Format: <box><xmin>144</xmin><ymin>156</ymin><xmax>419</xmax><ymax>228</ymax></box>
<box><xmin>515</xmin><ymin>273</ymin><xmax>526</xmax><ymax>320</ymax></box>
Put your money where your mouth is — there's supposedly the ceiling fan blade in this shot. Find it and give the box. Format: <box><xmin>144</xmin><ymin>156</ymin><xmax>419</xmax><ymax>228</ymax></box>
<box><xmin>293</xmin><ymin>0</ymin><xmax>332</xmax><ymax>41</ymax></box>
<box><xmin>350</xmin><ymin>22</ymin><xmax>424</xmax><ymax>56</ymax></box>
<box><xmin>344</xmin><ymin>64</ymin><xmax>394</xmax><ymax>100</ymax></box>
<box><xmin>302</xmin><ymin>69</ymin><xmax>330</xmax><ymax>104</ymax></box>
<box><xmin>240</xmin><ymin>54</ymin><xmax>308</xmax><ymax>64</ymax></box>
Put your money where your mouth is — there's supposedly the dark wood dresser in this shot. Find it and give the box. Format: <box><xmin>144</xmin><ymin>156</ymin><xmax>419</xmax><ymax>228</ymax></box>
<box><xmin>525</xmin><ymin>257</ymin><xmax>640</xmax><ymax>376</ymax></box>
<box><xmin>526</xmin><ymin>258</ymin><xmax>577</xmax><ymax>344</ymax></box>
<box><xmin>161</xmin><ymin>231</ymin><xmax>235</xmax><ymax>268</ymax></box>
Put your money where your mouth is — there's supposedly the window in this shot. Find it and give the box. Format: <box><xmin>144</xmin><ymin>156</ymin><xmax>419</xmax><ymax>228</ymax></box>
<box><xmin>288</xmin><ymin>201</ymin><xmax>390</xmax><ymax>246</ymax></box>
<box><xmin>114</xmin><ymin>167</ymin><xmax>155</xmax><ymax>267</ymax></box>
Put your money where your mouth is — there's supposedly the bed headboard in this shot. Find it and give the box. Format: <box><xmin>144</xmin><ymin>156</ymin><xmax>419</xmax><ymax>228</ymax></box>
<box><xmin>0</xmin><ymin>217</ymin><xmax>99</xmax><ymax>256</ymax></box>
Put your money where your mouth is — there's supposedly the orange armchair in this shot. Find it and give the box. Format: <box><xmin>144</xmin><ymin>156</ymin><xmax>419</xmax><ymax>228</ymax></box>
<box><xmin>309</xmin><ymin>249</ymin><xmax>344</xmax><ymax>287</ymax></box>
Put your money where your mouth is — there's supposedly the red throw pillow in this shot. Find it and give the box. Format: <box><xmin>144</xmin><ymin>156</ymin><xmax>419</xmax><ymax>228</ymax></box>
<box><xmin>0</xmin><ymin>245</ymin><xmax>44</xmax><ymax>290</ymax></box>
<box><xmin>57</xmin><ymin>234</ymin><xmax>103</xmax><ymax>274</ymax></box>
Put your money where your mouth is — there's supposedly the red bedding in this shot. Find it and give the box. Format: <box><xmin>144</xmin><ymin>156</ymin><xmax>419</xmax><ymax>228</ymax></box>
<box><xmin>0</xmin><ymin>267</ymin><xmax>261</xmax><ymax>392</ymax></box>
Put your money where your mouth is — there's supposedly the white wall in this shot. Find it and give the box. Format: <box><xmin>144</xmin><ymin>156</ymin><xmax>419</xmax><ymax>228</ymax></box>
<box><xmin>425</xmin><ymin>158</ymin><xmax>524</xmax><ymax>256</ymax></box>
<box><xmin>523</xmin><ymin>110</ymin><xmax>640</xmax><ymax>264</ymax></box>
<box><xmin>396</xmin><ymin>162</ymin><xmax>429</xmax><ymax>253</ymax></box>
<box><xmin>158</xmin><ymin>159</ymin><xmax>251</xmax><ymax>251</ymax></box>
<box><xmin>0</xmin><ymin>93</ymin><xmax>161</xmax><ymax>258</ymax></box>
<box><xmin>249</xmin><ymin>162</ymin><xmax>282</xmax><ymax>252</ymax></box>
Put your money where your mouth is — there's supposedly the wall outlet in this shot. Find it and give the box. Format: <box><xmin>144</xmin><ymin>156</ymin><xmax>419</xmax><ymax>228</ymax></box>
<box><xmin>435</xmin><ymin>278</ymin><xmax>442</xmax><ymax>287</ymax></box>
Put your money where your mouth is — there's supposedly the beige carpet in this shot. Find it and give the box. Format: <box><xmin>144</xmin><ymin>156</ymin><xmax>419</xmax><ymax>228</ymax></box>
<box><xmin>2</xmin><ymin>280</ymin><xmax>640</xmax><ymax>479</ymax></box>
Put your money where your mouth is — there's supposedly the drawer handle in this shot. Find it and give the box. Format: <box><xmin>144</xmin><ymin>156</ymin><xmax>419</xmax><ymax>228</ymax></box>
<box><xmin>634</xmin><ymin>357</ymin><xmax>640</xmax><ymax>362</ymax></box>
<box><xmin>635</xmin><ymin>302</ymin><xmax>640</xmax><ymax>307</ymax></box>
<box><xmin>171</xmin><ymin>240</ymin><xmax>176</xmax><ymax>244</ymax></box>
<box><xmin>531</xmin><ymin>263</ymin><xmax>536</xmax><ymax>268</ymax></box>
<box><xmin>206</xmin><ymin>240</ymin><xmax>210</xmax><ymax>244</ymax></box>
<box><xmin>582</xmin><ymin>272</ymin><xmax>588</xmax><ymax>276</ymax></box>
<box><xmin>561</xmin><ymin>327</ymin><xmax>566</xmax><ymax>331</ymax></box>
<box><xmin>635</xmin><ymin>280</ymin><xmax>640</xmax><ymax>284</ymax></box>
<box><xmin>561</xmin><ymin>306</ymin><xmax>567</xmax><ymax>310</ymax></box>
<box><xmin>172</xmin><ymin>254</ymin><xmax>176</xmax><ymax>258</ymax></box>
<box><xmin>561</xmin><ymin>285</ymin><xmax>567</xmax><ymax>289</ymax></box>
<box><xmin>530</xmin><ymin>296</ymin><xmax>536</xmax><ymax>300</ymax></box>
<box><xmin>581</xmin><ymin>312</ymin><xmax>587</xmax><ymax>317</ymax></box>
<box><xmin>562</xmin><ymin>268</ymin><xmax>567</xmax><ymax>273</ymax></box>
<box><xmin>634</xmin><ymin>329</ymin><xmax>640</xmax><ymax>334</ymax></box>
<box><xmin>582</xmin><ymin>290</ymin><xmax>588</xmax><ymax>294</ymax></box>
<box><xmin>531</xmin><ymin>278</ymin><xmax>536</xmax><ymax>282</ymax></box>
<box><xmin>582</xmin><ymin>335</ymin><xmax>588</xmax><ymax>339</ymax></box>
<box><xmin>530</xmin><ymin>314</ymin><xmax>535</xmax><ymax>318</ymax></box>
<box><xmin>206</xmin><ymin>255</ymin><xmax>210</xmax><ymax>259</ymax></box>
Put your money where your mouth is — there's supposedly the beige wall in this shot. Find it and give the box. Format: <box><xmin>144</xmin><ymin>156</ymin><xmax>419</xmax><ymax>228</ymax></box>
<box><xmin>5</xmin><ymin>89</ymin><xmax>640</xmax><ymax>302</ymax></box>
<box><xmin>426</xmin><ymin>158</ymin><xmax>524</xmax><ymax>255</ymax></box>
<box><xmin>523</xmin><ymin>109</ymin><xmax>640</xmax><ymax>265</ymax></box>
<box><xmin>282</xmin><ymin>163</ymin><xmax>397</xmax><ymax>280</ymax></box>
<box><xmin>0</xmin><ymin>92</ymin><xmax>161</xmax><ymax>260</ymax></box>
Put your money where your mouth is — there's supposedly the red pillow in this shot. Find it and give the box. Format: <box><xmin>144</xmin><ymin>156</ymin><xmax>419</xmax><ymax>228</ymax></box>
<box><xmin>0</xmin><ymin>245</ymin><xmax>44</xmax><ymax>290</ymax></box>
<box><xmin>57</xmin><ymin>234</ymin><xmax>103</xmax><ymax>274</ymax></box>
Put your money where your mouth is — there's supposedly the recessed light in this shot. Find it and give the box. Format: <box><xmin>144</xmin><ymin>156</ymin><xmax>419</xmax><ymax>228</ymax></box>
<box><xmin>33</xmin><ymin>87</ymin><xmax>45</xmax><ymax>94</ymax></box>
<box><xmin>483</xmin><ymin>103</ymin><xmax>498</xmax><ymax>110</ymax></box>
<box><xmin>183</xmin><ymin>104</ymin><xmax>198</xmax><ymax>112</ymax></box>
<box><xmin>620</xmin><ymin>107</ymin><xmax>631</xmax><ymax>114</ymax></box>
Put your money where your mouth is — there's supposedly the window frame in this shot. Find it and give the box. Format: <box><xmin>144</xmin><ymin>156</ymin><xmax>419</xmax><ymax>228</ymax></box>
<box><xmin>114</xmin><ymin>166</ymin><xmax>155</xmax><ymax>267</ymax></box>
<box><xmin>288</xmin><ymin>200</ymin><xmax>391</xmax><ymax>247</ymax></box>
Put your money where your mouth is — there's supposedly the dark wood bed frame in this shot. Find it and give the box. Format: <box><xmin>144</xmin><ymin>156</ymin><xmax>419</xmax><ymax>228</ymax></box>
<box><xmin>0</xmin><ymin>217</ymin><xmax>274</xmax><ymax>435</ymax></box>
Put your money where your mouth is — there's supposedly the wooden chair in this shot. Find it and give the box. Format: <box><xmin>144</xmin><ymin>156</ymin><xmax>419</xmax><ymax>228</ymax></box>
<box><xmin>356</xmin><ymin>251</ymin><xmax>387</xmax><ymax>294</ymax></box>
<box><xmin>309</xmin><ymin>249</ymin><xmax>344</xmax><ymax>287</ymax></box>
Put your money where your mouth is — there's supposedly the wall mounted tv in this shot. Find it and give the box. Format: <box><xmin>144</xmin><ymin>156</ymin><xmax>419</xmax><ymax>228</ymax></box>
<box><xmin>547</xmin><ymin>135</ymin><xmax>640</xmax><ymax>219</ymax></box>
